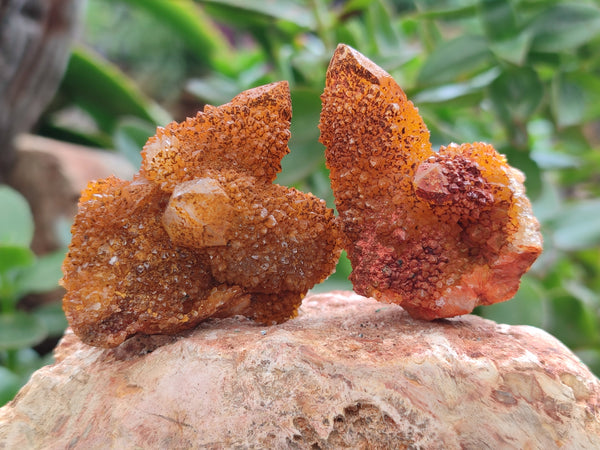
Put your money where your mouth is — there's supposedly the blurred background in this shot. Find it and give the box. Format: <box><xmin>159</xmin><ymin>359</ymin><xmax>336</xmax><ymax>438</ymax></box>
<box><xmin>1</xmin><ymin>0</ymin><xmax>600</xmax><ymax>405</ymax></box>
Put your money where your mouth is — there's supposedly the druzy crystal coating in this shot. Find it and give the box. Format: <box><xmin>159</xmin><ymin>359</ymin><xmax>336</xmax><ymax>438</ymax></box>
<box><xmin>319</xmin><ymin>44</ymin><xmax>542</xmax><ymax>320</ymax></box>
<box><xmin>62</xmin><ymin>82</ymin><xmax>341</xmax><ymax>347</ymax></box>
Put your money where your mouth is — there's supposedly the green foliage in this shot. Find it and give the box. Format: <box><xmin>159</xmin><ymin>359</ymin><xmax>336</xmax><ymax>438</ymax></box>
<box><xmin>0</xmin><ymin>187</ymin><xmax>67</xmax><ymax>406</ymax></box>
<box><xmin>0</xmin><ymin>0</ymin><xmax>594</xmax><ymax>409</ymax></box>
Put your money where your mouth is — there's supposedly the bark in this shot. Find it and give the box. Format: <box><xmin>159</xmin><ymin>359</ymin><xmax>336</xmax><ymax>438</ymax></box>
<box><xmin>0</xmin><ymin>0</ymin><xmax>82</xmax><ymax>180</ymax></box>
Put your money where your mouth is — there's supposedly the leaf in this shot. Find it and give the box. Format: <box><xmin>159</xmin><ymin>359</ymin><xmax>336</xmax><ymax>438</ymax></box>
<box><xmin>528</xmin><ymin>119</ymin><xmax>581</xmax><ymax>170</ymax></box>
<box><xmin>415</xmin><ymin>3</ymin><xmax>479</xmax><ymax>21</ymax></box>
<box><xmin>0</xmin><ymin>246</ymin><xmax>35</xmax><ymax>275</ymax></box>
<box><xmin>334</xmin><ymin>20</ymin><xmax>366</xmax><ymax>51</ymax></box>
<box><xmin>529</xmin><ymin>4</ymin><xmax>600</xmax><ymax>53</ymax></box>
<box><xmin>313</xmin><ymin>250</ymin><xmax>353</xmax><ymax>292</ymax></box>
<box><xmin>277</xmin><ymin>88</ymin><xmax>325</xmax><ymax>186</ymax></box>
<box><xmin>113</xmin><ymin>118</ymin><xmax>157</xmax><ymax>167</ymax></box>
<box><xmin>365</xmin><ymin>0</ymin><xmax>401</xmax><ymax>55</ymax></box>
<box><xmin>0</xmin><ymin>186</ymin><xmax>33</xmax><ymax>247</ymax></box>
<box><xmin>551</xmin><ymin>72</ymin><xmax>586</xmax><ymax>128</ymax></box>
<box><xmin>564</xmin><ymin>281</ymin><xmax>599</xmax><ymax>310</ymax></box>
<box><xmin>32</xmin><ymin>302</ymin><xmax>68</xmax><ymax>337</ymax></box>
<box><xmin>478</xmin><ymin>0</ymin><xmax>518</xmax><ymax>42</ymax></box>
<box><xmin>547</xmin><ymin>294</ymin><xmax>599</xmax><ymax>349</ymax></box>
<box><xmin>38</xmin><ymin>121</ymin><xmax>113</xmax><ymax>149</ymax></box>
<box><xmin>0</xmin><ymin>366</ymin><xmax>21</xmax><ymax>407</ymax></box>
<box><xmin>0</xmin><ymin>312</ymin><xmax>47</xmax><ymax>351</ymax></box>
<box><xmin>342</xmin><ymin>0</ymin><xmax>373</xmax><ymax>15</ymax></box>
<box><xmin>187</xmin><ymin>75</ymin><xmax>242</xmax><ymax>106</ymax></box>
<box><xmin>15</xmin><ymin>249</ymin><xmax>65</xmax><ymax>297</ymax></box>
<box><xmin>531</xmin><ymin>174</ymin><xmax>562</xmax><ymax>225</ymax></box>
<box><xmin>501</xmin><ymin>147</ymin><xmax>542</xmax><ymax>200</ymax></box>
<box><xmin>418</xmin><ymin>35</ymin><xmax>492</xmax><ymax>85</ymax></box>
<box><xmin>187</xmin><ymin>62</ymin><xmax>270</xmax><ymax>105</ymax></box>
<box><xmin>414</xmin><ymin>67</ymin><xmax>500</xmax><ymax>104</ymax></box>
<box><xmin>60</xmin><ymin>46</ymin><xmax>170</xmax><ymax>132</ymax></box>
<box><xmin>475</xmin><ymin>276</ymin><xmax>546</xmax><ymax>328</ymax></box>
<box><xmin>552</xmin><ymin>199</ymin><xmax>600</xmax><ymax>251</ymax></box>
<box><xmin>119</xmin><ymin>0</ymin><xmax>231</xmax><ymax>65</ymax></box>
<box><xmin>488</xmin><ymin>31</ymin><xmax>532</xmax><ymax>66</ymax></box>
<box><xmin>488</xmin><ymin>66</ymin><xmax>543</xmax><ymax>123</ymax></box>
<box><xmin>201</xmin><ymin>0</ymin><xmax>315</xmax><ymax>28</ymax></box>
<box><xmin>566</xmin><ymin>72</ymin><xmax>600</xmax><ymax>122</ymax></box>
<box><xmin>531</xmin><ymin>149</ymin><xmax>579</xmax><ymax>171</ymax></box>
<box><xmin>0</xmin><ymin>246</ymin><xmax>35</xmax><ymax>308</ymax></box>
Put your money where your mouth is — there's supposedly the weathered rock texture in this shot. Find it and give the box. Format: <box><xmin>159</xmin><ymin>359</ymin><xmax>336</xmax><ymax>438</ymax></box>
<box><xmin>1</xmin><ymin>291</ymin><xmax>599</xmax><ymax>449</ymax></box>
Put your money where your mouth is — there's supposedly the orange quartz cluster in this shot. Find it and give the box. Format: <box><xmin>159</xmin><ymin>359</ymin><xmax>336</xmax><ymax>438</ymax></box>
<box><xmin>320</xmin><ymin>44</ymin><xmax>542</xmax><ymax>320</ymax></box>
<box><xmin>61</xmin><ymin>82</ymin><xmax>341</xmax><ymax>348</ymax></box>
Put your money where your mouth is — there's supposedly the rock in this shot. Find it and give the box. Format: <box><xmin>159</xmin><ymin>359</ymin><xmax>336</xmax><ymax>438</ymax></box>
<box><xmin>1</xmin><ymin>291</ymin><xmax>599</xmax><ymax>449</ymax></box>
<box><xmin>61</xmin><ymin>82</ymin><xmax>341</xmax><ymax>348</ymax></box>
<box><xmin>320</xmin><ymin>44</ymin><xmax>543</xmax><ymax>320</ymax></box>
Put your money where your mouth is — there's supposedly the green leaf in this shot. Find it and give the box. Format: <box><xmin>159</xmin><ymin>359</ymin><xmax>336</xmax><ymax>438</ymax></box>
<box><xmin>0</xmin><ymin>186</ymin><xmax>33</xmax><ymax>247</ymax></box>
<box><xmin>0</xmin><ymin>366</ymin><xmax>21</xmax><ymax>407</ymax></box>
<box><xmin>201</xmin><ymin>0</ymin><xmax>315</xmax><ymax>28</ymax></box>
<box><xmin>0</xmin><ymin>312</ymin><xmax>47</xmax><ymax>351</ymax></box>
<box><xmin>475</xmin><ymin>276</ymin><xmax>546</xmax><ymax>328</ymax></box>
<box><xmin>564</xmin><ymin>281</ymin><xmax>599</xmax><ymax>310</ymax></box>
<box><xmin>551</xmin><ymin>72</ymin><xmax>586</xmax><ymax>128</ymax></box>
<box><xmin>15</xmin><ymin>249</ymin><xmax>65</xmax><ymax>298</ymax></box>
<box><xmin>119</xmin><ymin>0</ymin><xmax>231</xmax><ymax>65</ymax></box>
<box><xmin>547</xmin><ymin>294</ymin><xmax>599</xmax><ymax>349</ymax></box>
<box><xmin>187</xmin><ymin>61</ymin><xmax>270</xmax><ymax>105</ymax></box>
<box><xmin>342</xmin><ymin>0</ymin><xmax>373</xmax><ymax>15</ymax></box>
<box><xmin>553</xmin><ymin>199</ymin><xmax>600</xmax><ymax>251</ymax></box>
<box><xmin>60</xmin><ymin>46</ymin><xmax>170</xmax><ymax>132</ymax></box>
<box><xmin>0</xmin><ymin>246</ymin><xmax>35</xmax><ymax>275</ymax></box>
<box><xmin>488</xmin><ymin>31</ymin><xmax>532</xmax><ymax>66</ymax></box>
<box><xmin>414</xmin><ymin>67</ymin><xmax>499</xmax><ymax>104</ymax></box>
<box><xmin>529</xmin><ymin>4</ymin><xmax>600</xmax><ymax>53</ymax></box>
<box><xmin>0</xmin><ymin>246</ymin><xmax>35</xmax><ymax>310</ymax></box>
<box><xmin>38</xmin><ymin>121</ymin><xmax>113</xmax><ymax>149</ymax></box>
<box><xmin>32</xmin><ymin>302</ymin><xmax>68</xmax><ymax>337</ymax></box>
<box><xmin>502</xmin><ymin>147</ymin><xmax>542</xmax><ymax>200</ymax></box>
<box><xmin>314</xmin><ymin>250</ymin><xmax>353</xmax><ymax>292</ymax></box>
<box><xmin>418</xmin><ymin>35</ymin><xmax>492</xmax><ymax>85</ymax></box>
<box><xmin>565</xmin><ymin>72</ymin><xmax>600</xmax><ymax>122</ymax></box>
<box><xmin>365</xmin><ymin>0</ymin><xmax>401</xmax><ymax>55</ymax></box>
<box><xmin>187</xmin><ymin>75</ymin><xmax>242</xmax><ymax>105</ymax></box>
<box><xmin>528</xmin><ymin>119</ymin><xmax>580</xmax><ymax>171</ymax></box>
<box><xmin>277</xmin><ymin>88</ymin><xmax>324</xmax><ymax>186</ymax></box>
<box><xmin>334</xmin><ymin>20</ymin><xmax>366</xmax><ymax>51</ymax></box>
<box><xmin>531</xmin><ymin>174</ymin><xmax>562</xmax><ymax>225</ymax></box>
<box><xmin>531</xmin><ymin>149</ymin><xmax>579</xmax><ymax>171</ymax></box>
<box><xmin>415</xmin><ymin>3</ymin><xmax>478</xmax><ymax>21</ymax></box>
<box><xmin>478</xmin><ymin>0</ymin><xmax>518</xmax><ymax>42</ymax></box>
<box><xmin>113</xmin><ymin>118</ymin><xmax>157</xmax><ymax>168</ymax></box>
<box><xmin>488</xmin><ymin>66</ymin><xmax>543</xmax><ymax>123</ymax></box>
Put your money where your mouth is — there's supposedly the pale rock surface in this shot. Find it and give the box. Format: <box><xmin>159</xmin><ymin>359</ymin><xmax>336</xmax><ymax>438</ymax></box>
<box><xmin>1</xmin><ymin>291</ymin><xmax>599</xmax><ymax>449</ymax></box>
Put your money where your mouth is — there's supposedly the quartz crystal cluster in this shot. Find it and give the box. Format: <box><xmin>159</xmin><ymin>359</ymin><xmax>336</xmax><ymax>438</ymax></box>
<box><xmin>320</xmin><ymin>44</ymin><xmax>543</xmax><ymax>320</ymax></box>
<box><xmin>62</xmin><ymin>46</ymin><xmax>544</xmax><ymax>344</ymax></box>
<box><xmin>62</xmin><ymin>82</ymin><xmax>341</xmax><ymax>347</ymax></box>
